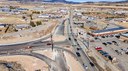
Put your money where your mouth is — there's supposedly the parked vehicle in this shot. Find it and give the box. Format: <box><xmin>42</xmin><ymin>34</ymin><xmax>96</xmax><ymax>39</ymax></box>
<box><xmin>112</xmin><ymin>41</ymin><xmax>117</xmax><ymax>44</ymax></box>
<box><xmin>112</xmin><ymin>41</ymin><xmax>118</xmax><ymax>46</ymax></box>
<box><xmin>98</xmin><ymin>50</ymin><xmax>108</xmax><ymax>55</ymax></box>
<box><xmin>94</xmin><ymin>37</ymin><xmax>98</xmax><ymax>40</ymax></box>
<box><xmin>101</xmin><ymin>36</ymin><xmax>105</xmax><ymax>38</ymax></box>
<box><xmin>107</xmin><ymin>42</ymin><xmax>112</xmax><ymax>45</ymax></box>
<box><xmin>90</xmin><ymin>40</ymin><xmax>94</xmax><ymax>42</ymax></box>
<box><xmin>115</xmin><ymin>35</ymin><xmax>120</xmax><ymax>38</ymax></box>
<box><xmin>125</xmin><ymin>52</ymin><xmax>128</xmax><ymax>55</ymax></box>
<box><xmin>25</xmin><ymin>46</ymin><xmax>32</xmax><ymax>49</ymax></box>
<box><xmin>99</xmin><ymin>50</ymin><xmax>104</xmax><ymax>54</ymax></box>
<box><xmin>95</xmin><ymin>47</ymin><xmax>102</xmax><ymax>50</ymax></box>
<box><xmin>102</xmin><ymin>43</ymin><xmax>107</xmax><ymax>46</ymax></box>
<box><xmin>108</xmin><ymin>56</ymin><xmax>113</xmax><ymax>61</ymax></box>
<box><xmin>110</xmin><ymin>35</ymin><xmax>114</xmax><ymax>37</ymax></box>
<box><xmin>104</xmin><ymin>54</ymin><xmax>110</xmax><ymax>57</ymax></box>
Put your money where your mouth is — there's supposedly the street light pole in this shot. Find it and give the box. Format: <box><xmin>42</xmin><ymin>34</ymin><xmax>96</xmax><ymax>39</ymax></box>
<box><xmin>87</xmin><ymin>36</ymin><xmax>90</xmax><ymax>49</ymax></box>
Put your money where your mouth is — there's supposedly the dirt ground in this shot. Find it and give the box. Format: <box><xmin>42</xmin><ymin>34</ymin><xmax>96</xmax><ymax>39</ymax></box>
<box><xmin>0</xmin><ymin>55</ymin><xmax>48</xmax><ymax>71</ymax></box>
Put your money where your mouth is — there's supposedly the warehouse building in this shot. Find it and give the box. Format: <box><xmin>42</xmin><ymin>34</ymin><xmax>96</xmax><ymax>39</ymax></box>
<box><xmin>89</xmin><ymin>27</ymin><xmax>128</xmax><ymax>36</ymax></box>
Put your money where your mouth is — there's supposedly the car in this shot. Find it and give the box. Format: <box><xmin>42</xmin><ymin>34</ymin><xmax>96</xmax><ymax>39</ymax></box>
<box><xmin>115</xmin><ymin>50</ymin><xmax>119</xmax><ymax>53</ymax></box>
<box><xmin>99</xmin><ymin>50</ymin><xmax>105</xmax><ymax>55</ymax></box>
<box><xmin>106</xmin><ymin>42</ymin><xmax>112</xmax><ymax>45</ymax></box>
<box><xmin>104</xmin><ymin>54</ymin><xmax>110</xmax><ymax>57</ymax></box>
<box><xmin>98</xmin><ymin>50</ymin><xmax>109</xmax><ymax>56</ymax></box>
<box><xmin>90</xmin><ymin>40</ymin><xmax>94</xmax><ymax>42</ymax></box>
<box><xmin>94</xmin><ymin>37</ymin><xmax>98</xmax><ymax>40</ymax></box>
<box><xmin>112</xmin><ymin>41</ymin><xmax>116</xmax><ymax>43</ymax></box>
<box><xmin>74</xmin><ymin>38</ymin><xmax>77</xmax><ymax>41</ymax></box>
<box><xmin>47</xmin><ymin>43</ymin><xmax>52</xmax><ymax>45</ymax></box>
<box><xmin>101</xmin><ymin>36</ymin><xmax>105</xmax><ymax>38</ymax></box>
<box><xmin>102</xmin><ymin>52</ymin><xmax>109</xmax><ymax>55</ymax></box>
<box><xmin>115</xmin><ymin>35</ymin><xmax>120</xmax><ymax>38</ymax></box>
<box><xmin>126</xmin><ymin>52</ymin><xmax>128</xmax><ymax>55</ymax></box>
<box><xmin>83</xmin><ymin>64</ymin><xmax>88</xmax><ymax>69</ymax></box>
<box><xmin>25</xmin><ymin>46</ymin><xmax>32</xmax><ymax>49</ymax></box>
<box><xmin>105</xmin><ymin>35</ymin><xmax>109</xmax><ymax>38</ymax></box>
<box><xmin>110</xmin><ymin>35</ymin><xmax>114</xmax><ymax>37</ymax></box>
<box><xmin>95</xmin><ymin>47</ymin><xmax>102</xmax><ymax>50</ymax></box>
<box><xmin>98</xmin><ymin>50</ymin><xmax>108</xmax><ymax>55</ymax></box>
<box><xmin>90</xmin><ymin>62</ymin><xmax>94</xmax><ymax>67</ymax></box>
<box><xmin>76</xmin><ymin>52</ymin><xmax>81</xmax><ymax>57</ymax></box>
<box><xmin>77</xmin><ymin>48</ymin><xmax>81</xmax><ymax>50</ymax></box>
<box><xmin>108</xmin><ymin>56</ymin><xmax>113</xmax><ymax>61</ymax></box>
<box><xmin>102</xmin><ymin>43</ymin><xmax>107</xmax><ymax>46</ymax></box>
<box><xmin>112</xmin><ymin>41</ymin><xmax>118</xmax><ymax>46</ymax></box>
<box><xmin>69</xmin><ymin>37</ymin><xmax>71</xmax><ymax>40</ymax></box>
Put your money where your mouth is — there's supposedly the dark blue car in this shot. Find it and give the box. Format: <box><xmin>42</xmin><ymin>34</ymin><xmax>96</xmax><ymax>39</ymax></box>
<box><xmin>107</xmin><ymin>42</ymin><xmax>112</xmax><ymax>45</ymax></box>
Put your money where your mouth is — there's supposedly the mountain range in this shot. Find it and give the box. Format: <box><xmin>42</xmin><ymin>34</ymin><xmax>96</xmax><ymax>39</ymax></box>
<box><xmin>7</xmin><ymin>0</ymin><xmax>128</xmax><ymax>3</ymax></box>
<box><xmin>8</xmin><ymin>0</ymin><xmax>66</xmax><ymax>2</ymax></box>
<box><xmin>7</xmin><ymin>0</ymin><xmax>80</xmax><ymax>4</ymax></box>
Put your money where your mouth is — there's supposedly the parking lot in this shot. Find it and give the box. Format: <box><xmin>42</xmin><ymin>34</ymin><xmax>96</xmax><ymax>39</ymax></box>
<box><xmin>90</xmin><ymin>34</ymin><xmax>128</xmax><ymax>71</ymax></box>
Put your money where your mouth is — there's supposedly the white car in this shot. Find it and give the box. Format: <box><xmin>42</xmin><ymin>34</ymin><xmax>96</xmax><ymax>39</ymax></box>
<box><xmin>85</xmin><ymin>65</ymin><xmax>88</xmax><ymax>69</ymax></box>
<box><xmin>83</xmin><ymin>64</ymin><xmax>88</xmax><ymax>69</ymax></box>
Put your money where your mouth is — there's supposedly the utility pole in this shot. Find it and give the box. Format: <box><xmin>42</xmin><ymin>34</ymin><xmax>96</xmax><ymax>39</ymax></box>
<box><xmin>87</xmin><ymin>36</ymin><xmax>90</xmax><ymax>50</ymax></box>
<box><xmin>51</xmin><ymin>33</ymin><xmax>54</xmax><ymax>51</ymax></box>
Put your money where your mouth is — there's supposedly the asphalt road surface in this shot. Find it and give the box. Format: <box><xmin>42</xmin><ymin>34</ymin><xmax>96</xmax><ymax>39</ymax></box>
<box><xmin>67</xmin><ymin>18</ymin><xmax>99</xmax><ymax>71</ymax></box>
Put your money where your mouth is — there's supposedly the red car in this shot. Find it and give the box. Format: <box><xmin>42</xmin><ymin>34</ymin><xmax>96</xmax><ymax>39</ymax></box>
<box><xmin>95</xmin><ymin>47</ymin><xmax>102</xmax><ymax>50</ymax></box>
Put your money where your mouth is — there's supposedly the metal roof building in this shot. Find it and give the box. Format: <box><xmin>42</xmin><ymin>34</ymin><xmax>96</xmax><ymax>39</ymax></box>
<box><xmin>89</xmin><ymin>27</ymin><xmax>128</xmax><ymax>36</ymax></box>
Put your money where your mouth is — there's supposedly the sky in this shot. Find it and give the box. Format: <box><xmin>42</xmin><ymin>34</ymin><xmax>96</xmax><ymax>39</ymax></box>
<box><xmin>66</xmin><ymin>0</ymin><xmax>125</xmax><ymax>2</ymax></box>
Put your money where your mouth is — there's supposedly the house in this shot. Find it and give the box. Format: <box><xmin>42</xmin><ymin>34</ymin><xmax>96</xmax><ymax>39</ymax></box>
<box><xmin>15</xmin><ymin>24</ymin><xmax>30</xmax><ymax>31</ymax></box>
<box><xmin>0</xmin><ymin>24</ymin><xmax>8</xmax><ymax>33</ymax></box>
<box><xmin>0</xmin><ymin>7</ymin><xmax>10</xmax><ymax>12</ymax></box>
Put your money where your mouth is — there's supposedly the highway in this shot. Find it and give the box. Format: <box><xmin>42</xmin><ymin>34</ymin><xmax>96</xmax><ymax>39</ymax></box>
<box><xmin>67</xmin><ymin>7</ymin><xmax>99</xmax><ymax>71</ymax></box>
<box><xmin>67</xmin><ymin>19</ymin><xmax>99</xmax><ymax>71</ymax></box>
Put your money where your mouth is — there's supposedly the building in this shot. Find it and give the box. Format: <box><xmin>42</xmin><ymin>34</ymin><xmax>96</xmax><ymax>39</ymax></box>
<box><xmin>89</xmin><ymin>27</ymin><xmax>128</xmax><ymax>36</ymax></box>
<box><xmin>38</xmin><ymin>14</ymin><xmax>50</xmax><ymax>18</ymax></box>
<box><xmin>0</xmin><ymin>24</ymin><xmax>8</xmax><ymax>34</ymax></box>
<box><xmin>120</xmin><ymin>33</ymin><xmax>128</xmax><ymax>43</ymax></box>
<box><xmin>15</xmin><ymin>24</ymin><xmax>30</xmax><ymax>31</ymax></box>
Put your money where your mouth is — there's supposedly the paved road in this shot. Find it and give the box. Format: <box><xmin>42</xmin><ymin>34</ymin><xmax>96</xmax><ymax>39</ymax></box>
<box><xmin>67</xmin><ymin>18</ymin><xmax>99</xmax><ymax>71</ymax></box>
<box><xmin>54</xmin><ymin>50</ymin><xmax>69</xmax><ymax>71</ymax></box>
<box><xmin>0</xmin><ymin>44</ymin><xmax>78</xmax><ymax>71</ymax></box>
<box><xmin>54</xmin><ymin>19</ymin><xmax>65</xmax><ymax>35</ymax></box>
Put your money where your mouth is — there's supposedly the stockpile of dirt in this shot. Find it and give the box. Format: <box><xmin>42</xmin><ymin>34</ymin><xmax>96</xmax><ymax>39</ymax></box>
<box><xmin>0</xmin><ymin>60</ymin><xmax>25</xmax><ymax>71</ymax></box>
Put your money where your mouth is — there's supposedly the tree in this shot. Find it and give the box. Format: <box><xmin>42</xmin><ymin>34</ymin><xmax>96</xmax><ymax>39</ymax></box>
<box><xmin>22</xmin><ymin>16</ymin><xmax>26</xmax><ymax>19</ymax></box>
<box><xmin>30</xmin><ymin>21</ymin><xmax>36</xmax><ymax>27</ymax></box>
<box><xmin>29</xmin><ymin>14</ymin><xmax>33</xmax><ymax>20</ymax></box>
<box><xmin>36</xmin><ymin>21</ymin><xmax>42</xmax><ymax>26</ymax></box>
